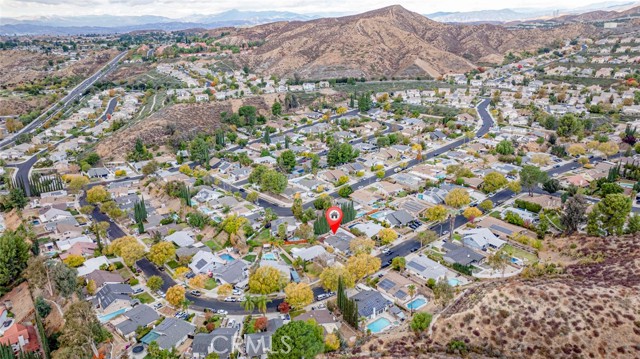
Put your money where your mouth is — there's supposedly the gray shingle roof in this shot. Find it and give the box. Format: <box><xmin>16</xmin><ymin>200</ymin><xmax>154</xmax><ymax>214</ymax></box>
<box><xmin>442</xmin><ymin>244</ymin><xmax>486</xmax><ymax>266</ymax></box>
<box><xmin>192</xmin><ymin>327</ymin><xmax>237</xmax><ymax>359</ymax></box>
<box><xmin>385</xmin><ymin>209</ymin><xmax>414</xmax><ymax>226</ymax></box>
<box><xmin>151</xmin><ymin>317</ymin><xmax>195</xmax><ymax>350</ymax></box>
<box><xmin>115</xmin><ymin>305</ymin><xmax>159</xmax><ymax>336</ymax></box>
<box><xmin>96</xmin><ymin>284</ymin><xmax>133</xmax><ymax>310</ymax></box>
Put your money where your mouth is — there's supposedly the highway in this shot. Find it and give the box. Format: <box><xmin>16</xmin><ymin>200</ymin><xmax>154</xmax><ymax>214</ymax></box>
<box><xmin>0</xmin><ymin>51</ymin><xmax>127</xmax><ymax>149</ymax></box>
<box><xmin>7</xmin><ymin>98</ymin><xmax>119</xmax><ymax>197</ymax></box>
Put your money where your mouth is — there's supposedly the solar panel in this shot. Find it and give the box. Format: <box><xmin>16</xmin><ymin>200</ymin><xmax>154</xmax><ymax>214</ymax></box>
<box><xmin>407</xmin><ymin>261</ymin><xmax>426</xmax><ymax>272</ymax></box>
<box><xmin>490</xmin><ymin>224</ymin><xmax>513</xmax><ymax>235</ymax></box>
<box><xmin>395</xmin><ymin>290</ymin><xmax>407</xmax><ymax>299</ymax></box>
<box><xmin>378</xmin><ymin>278</ymin><xmax>396</xmax><ymax>291</ymax></box>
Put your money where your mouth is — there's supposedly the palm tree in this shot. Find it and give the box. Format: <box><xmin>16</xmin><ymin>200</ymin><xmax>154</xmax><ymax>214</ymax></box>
<box><xmin>407</xmin><ymin>284</ymin><xmax>416</xmax><ymax>316</ymax></box>
<box><xmin>242</xmin><ymin>295</ymin><xmax>255</xmax><ymax>314</ymax></box>
<box><xmin>182</xmin><ymin>299</ymin><xmax>193</xmax><ymax>315</ymax></box>
<box><xmin>254</xmin><ymin>295</ymin><xmax>271</xmax><ymax>317</ymax></box>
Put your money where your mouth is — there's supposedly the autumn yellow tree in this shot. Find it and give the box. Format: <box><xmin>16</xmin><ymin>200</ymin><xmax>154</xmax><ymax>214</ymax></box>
<box><xmin>166</xmin><ymin>285</ymin><xmax>186</xmax><ymax>307</ymax></box>
<box><xmin>325</xmin><ymin>333</ymin><xmax>340</xmax><ymax>351</ymax></box>
<box><xmin>249</xmin><ymin>266</ymin><xmax>287</xmax><ymax>294</ymax></box>
<box><xmin>482</xmin><ymin>172</ymin><xmax>508</xmax><ymax>193</ymax></box>
<box><xmin>597</xmin><ymin>141</ymin><xmax>619</xmax><ymax>158</ymax></box>
<box><xmin>445</xmin><ymin>188</ymin><xmax>471</xmax><ymax>209</ymax></box>
<box><xmin>319</xmin><ymin>266</ymin><xmax>354</xmax><ymax>291</ymax></box>
<box><xmin>63</xmin><ymin>254</ymin><xmax>85</xmax><ymax>268</ymax></box>
<box><xmin>377</xmin><ymin>228</ymin><xmax>398</xmax><ymax>245</ymax></box>
<box><xmin>284</xmin><ymin>282</ymin><xmax>313</xmax><ymax>309</ymax></box>
<box><xmin>174</xmin><ymin>267</ymin><xmax>190</xmax><ymax>280</ymax></box>
<box><xmin>336</xmin><ymin>107</ymin><xmax>348</xmax><ymax>115</ymax></box>
<box><xmin>346</xmin><ymin>253</ymin><xmax>381</xmax><ymax>280</ymax></box>
<box><xmin>218</xmin><ymin>283</ymin><xmax>233</xmax><ymax>297</ymax></box>
<box><xmin>189</xmin><ymin>274</ymin><xmax>207</xmax><ymax>289</ymax></box>
<box><xmin>148</xmin><ymin>242</ymin><xmax>176</xmax><ymax>266</ymax></box>
<box><xmin>567</xmin><ymin>144</ymin><xmax>586</xmax><ymax>157</ymax></box>
<box><xmin>463</xmin><ymin>207</ymin><xmax>482</xmax><ymax>221</ymax></box>
<box><xmin>507</xmin><ymin>181</ymin><xmax>522</xmax><ymax>194</ymax></box>
<box><xmin>425</xmin><ymin>205</ymin><xmax>448</xmax><ymax>222</ymax></box>
<box><xmin>530</xmin><ymin>154</ymin><xmax>551</xmax><ymax>166</ymax></box>
<box><xmin>119</xmin><ymin>242</ymin><xmax>145</xmax><ymax>267</ymax></box>
<box><xmin>86</xmin><ymin>185</ymin><xmax>109</xmax><ymax>204</ymax></box>
<box><xmin>86</xmin><ymin>279</ymin><xmax>96</xmax><ymax>295</ymax></box>
<box><xmin>67</xmin><ymin>175</ymin><xmax>89</xmax><ymax>192</ymax></box>
<box><xmin>349</xmin><ymin>237</ymin><xmax>376</xmax><ymax>255</ymax></box>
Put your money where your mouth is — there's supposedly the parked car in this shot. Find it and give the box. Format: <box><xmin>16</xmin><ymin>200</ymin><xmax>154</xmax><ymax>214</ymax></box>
<box><xmin>232</xmin><ymin>289</ymin><xmax>243</xmax><ymax>296</ymax></box>
<box><xmin>224</xmin><ymin>297</ymin><xmax>236</xmax><ymax>302</ymax></box>
<box><xmin>133</xmin><ymin>288</ymin><xmax>144</xmax><ymax>294</ymax></box>
<box><xmin>217</xmin><ymin>309</ymin><xmax>228</xmax><ymax>315</ymax></box>
<box><xmin>156</xmin><ymin>290</ymin><xmax>166</xmax><ymax>298</ymax></box>
<box><xmin>185</xmin><ymin>272</ymin><xmax>196</xmax><ymax>279</ymax></box>
<box><xmin>153</xmin><ymin>303</ymin><xmax>163</xmax><ymax>309</ymax></box>
<box><xmin>190</xmin><ymin>290</ymin><xmax>202</xmax><ymax>297</ymax></box>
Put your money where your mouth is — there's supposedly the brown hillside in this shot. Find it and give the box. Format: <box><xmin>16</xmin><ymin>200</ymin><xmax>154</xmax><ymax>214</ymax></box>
<box><xmin>216</xmin><ymin>5</ymin><xmax>594</xmax><ymax>79</ymax></box>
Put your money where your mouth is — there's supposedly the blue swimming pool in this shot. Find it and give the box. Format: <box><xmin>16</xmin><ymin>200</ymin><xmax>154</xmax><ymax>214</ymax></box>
<box><xmin>367</xmin><ymin>317</ymin><xmax>392</xmax><ymax>334</ymax></box>
<box><xmin>220</xmin><ymin>254</ymin><xmax>235</xmax><ymax>262</ymax></box>
<box><xmin>98</xmin><ymin>308</ymin><xmax>127</xmax><ymax>323</ymax></box>
<box><xmin>370</xmin><ymin>211</ymin><xmax>387</xmax><ymax>219</ymax></box>
<box><xmin>263</xmin><ymin>253</ymin><xmax>277</xmax><ymax>261</ymax></box>
<box><xmin>448</xmin><ymin>278</ymin><xmax>460</xmax><ymax>287</ymax></box>
<box><xmin>407</xmin><ymin>297</ymin><xmax>427</xmax><ymax>310</ymax></box>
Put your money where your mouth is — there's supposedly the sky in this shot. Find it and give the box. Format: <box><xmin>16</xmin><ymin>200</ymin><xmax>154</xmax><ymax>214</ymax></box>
<box><xmin>0</xmin><ymin>0</ymin><xmax>632</xmax><ymax>19</ymax></box>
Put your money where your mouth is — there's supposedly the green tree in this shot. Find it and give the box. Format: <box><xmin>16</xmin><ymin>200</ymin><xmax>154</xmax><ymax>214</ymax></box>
<box><xmin>147</xmin><ymin>275</ymin><xmax>164</xmax><ymax>291</ymax></box>
<box><xmin>542</xmin><ymin>178</ymin><xmax>560</xmax><ymax>194</ymax></box>
<box><xmin>519</xmin><ymin>165</ymin><xmax>547</xmax><ymax>196</ymax></box>
<box><xmin>260</xmin><ymin>169</ymin><xmax>288</xmax><ymax>194</ymax></box>
<box><xmin>587</xmin><ymin>193</ymin><xmax>632</xmax><ymax>236</ymax></box>
<box><xmin>277</xmin><ymin>150</ymin><xmax>296</xmax><ymax>173</ymax></box>
<box><xmin>272</xmin><ymin>101</ymin><xmax>282</xmax><ymax>116</ymax></box>
<box><xmin>482</xmin><ymin>172</ymin><xmax>508</xmax><ymax>193</ymax></box>
<box><xmin>479</xmin><ymin>199</ymin><xmax>494</xmax><ymax>211</ymax></box>
<box><xmin>556</xmin><ymin>114</ymin><xmax>583</xmax><ymax>137</ymax></box>
<box><xmin>51</xmin><ymin>262</ymin><xmax>77</xmax><ymax>298</ymax></box>
<box><xmin>0</xmin><ymin>230</ymin><xmax>30</xmax><ymax>287</ymax></box>
<box><xmin>337</xmin><ymin>185</ymin><xmax>353</xmax><ymax>198</ymax></box>
<box><xmin>495</xmin><ymin>140</ymin><xmax>514</xmax><ymax>155</ymax></box>
<box><xmin>269</xmin><ymin>320</ymin><xmax>324</xmax><ymax>359</ymax></box>
<box><xmin>433</xmin><ymin>279</ymin><xmax>454</xmax><ymax>307</ymax></box>
<box><xmin>410</xmin><ymin>312</ymin><xmax>433</xmax><ymax>332</ymax></box>
<box><xmin>391</xmin><ymin>257</ymin><xmax>406</xmax><ymax>271</ymax></box>
<box><xmin>189</xmin><ymin>136</ymin><xmax>210</xmax><ymax>166</ymax></box>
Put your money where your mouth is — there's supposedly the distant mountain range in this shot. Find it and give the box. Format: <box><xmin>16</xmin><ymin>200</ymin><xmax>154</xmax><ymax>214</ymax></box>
<box><xmin>425</xmin><ymin>1</ymin><xmax>639</xmax><ymax>23</ymax></box>
<box><xmin>1</xmin><ymin>2</ymin><xmax>638</xmax><ymax>35</ymax></box>
<box><xmin>0</xmin><ymin>10</ymin><xmax>329</xmax><ymax>35</ymax></box>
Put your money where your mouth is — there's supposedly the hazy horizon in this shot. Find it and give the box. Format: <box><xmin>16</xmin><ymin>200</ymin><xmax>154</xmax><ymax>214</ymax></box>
<box><xmin>1</xmin><ymin>0</ymin><xmax>636</xmax><ymax>20</ymax></box>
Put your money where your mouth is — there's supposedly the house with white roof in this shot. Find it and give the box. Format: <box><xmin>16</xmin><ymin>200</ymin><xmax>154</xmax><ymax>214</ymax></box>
<box><xmin>461</xmin><ymin>228</ymin><xmax>506</xmax><ymax>251</ymax></box>
<box><xmin>165</xmin><ymin>231</ymin><xmax>195</xmax><ymax>247</ymax></box>
<box><xmin>77</xmin><ymin>256</ymin><xmax>111</xmax><ymax>277</ymax></box>
<box><xmin>188</xmin><ymin>251</ymin><xmax>226</xmax><ymax>274</ymax></box>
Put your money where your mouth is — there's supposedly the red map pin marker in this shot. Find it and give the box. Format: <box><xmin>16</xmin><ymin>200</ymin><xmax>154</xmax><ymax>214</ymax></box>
<box><xmin>325</xmin><ymin>206</ymin><xmax>343</xmax><ymax>234</ymax></box>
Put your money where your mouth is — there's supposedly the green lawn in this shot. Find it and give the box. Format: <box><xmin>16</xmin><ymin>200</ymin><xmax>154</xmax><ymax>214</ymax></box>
<box><xmin>117</xmin><ymin>266</ymin><xmax>133</xmax><ymax>280</ymax></box>
<box><xmin>279</xmin><ymin>253</ymin><xmax>292</xmax><ymax>265</ymax></box>
<box><xmin>289</xmin><ymin>310</ymin><xmax>306</xmax><ymax>319</ymax></box>
<box><xmin>255</xmin><ymin>229</ymin><xmax>272</xmax><ymax>243</ymax></box>
<box><xmin>166</xmin><ymin>260</ymin><xmax>179</xmax><ymax>269</ymax></box>
<box><xmin>501</xmin><ymin>244</ymin><xmax>538</xmax><ymax>263</ymax></box>
<box><xmin>204</xmin><ymin>278</ymin><xmax>217</xmax><ymax>290</ymax></box>
<box><xmin>134</xmin><ymin>292</ymin><xmax>155</xmax><ymax>304</ymax></box>
<box><xmin>205</xmin><ymin>240</ymin><xmax>222</xmax><ymax>251</ymax></box>
<box><xmin>243</xmin><ymin>254</ymin><xmax>257</xmax><ymax>262</ymax></box>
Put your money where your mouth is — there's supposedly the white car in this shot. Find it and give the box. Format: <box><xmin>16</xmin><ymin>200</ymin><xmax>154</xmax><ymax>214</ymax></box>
<box><xmin>217</xmin><ymin>309</ymin><xmax>228</xmax><ymax>315</ymax></box>
<box><xmin>232</xmin><ymin>289</ymin><xmax>243</xmax><ymax>296</ymax></box>
<box><xmin>224</xmin><ymin>297</ymin><xmax>236</xmax><ymax>302</ymax></box>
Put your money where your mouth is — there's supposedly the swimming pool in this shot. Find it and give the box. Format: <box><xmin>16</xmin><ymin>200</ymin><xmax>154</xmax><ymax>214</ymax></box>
<box><xmin>367</xmin><ymin>317</ymin><xmax>392</xmax><ymax>334</ymax></box>
<box><xmin>98</xmin><ymin>308</ymin><xmax>127</xmax><ymax>323</ymax></box>
<box><xmin>406</xmin><ymin>297</ymin><xmax>427</xmax><ymax>310</ymax></box>
<box><xmin>263</xmin><ymin>253</ymin><xmax>277</xmax><ymax>261</ymax></box>
<box><xmin>370</xmin><ymin>211</ymin><xmax>388</xmax><ymax>219</ymax></box>
<box><xmin>448</xmin><ymin>278</ymin><xmax>460</xmax><ymax>287</ymax></box>
<box><xmin>220</xmin><ymin>254</ymin><xmax>235</xmax><ymax>262</ymax></box>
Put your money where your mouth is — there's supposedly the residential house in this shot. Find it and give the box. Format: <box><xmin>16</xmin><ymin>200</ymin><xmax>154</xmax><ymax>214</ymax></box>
<box><xmin>244</xmin><ymin>318</ymin><xmax>284</xmax><ymax>359</ymax></box>
<box><xmin>376</xmin><ymin>271</ymin><xmax>418</xmax><ymax>302</ymax></box>
<box><xmin>212</xmin><ymin>260</ymin><xmax>249</xmax><ymax>286</ymax></box>
<box><xmin>189</xmin><ymin>251</ymin><xmax>226</xmax><ymax>274</ymax></box>
<box><xmin>270</xmin><ymin>217</ymin><xmax>297</xmax><ymax>236</ymax></box>
<box><xmin>294</xmin><ymin>309</ymin><xmax>340</xmax><ymax>335</ymax></box>
<box><xmin>461</xmin><ymin>228</ymin><xmax>506</xmax><ymax>251</ymax></box>
<box><xmin>0</xmin><ymin>323</ymin><xmax>40</xmax><ymax>354</ymax></box>
<box><xmin>59</xmin><ymin>241</ymin><xmax>97</xmax><ymax>260</ymax></box>
<box><xmin>351</xmin><ymin>221</ymin><xmax>384</xmax><ymax>238</ymax></box>
<box><xmin>192</xmin><ymin>327</ymin><xmax>238</xmax><ymax>359</ymax></box>
<box><xmin>95</xmin><ymin>283</ymin><xmax>134</xmax><ymax>314</ymax></box>
<box><xmin>115</xmin><ymin>305</ymin><xmax>160</xmax><ymax>338</ymax></box>
<box><xmin>166</xmin><ymin>230</ymin><xmax>195</xmax><ymax>248</ymax></box>
<box><xmin>384</xmin><ymin>210</ymin><xmax>414</xmax><ymax>227</ymax></box>
<box><xmin>39</xmin><ymin>208</ymin><xmax>74</xmax><ymax>224</ymax></box>
<box><xmin>290</xmin><ymin>245</ymin><xmax>331</xmax><ymax>263</ymax></box>
<box><xmin>84</xmin><ymin>270</ymin><xmax>125</xmax><ymax>288</ymax></box>
<box><xmin>87</xmin><ymin>167</ymin><xmax>110</xmax><ymax>179</ymax></box>
<box><xmin>141</xmin><ymin>317</ymin><xmax>195</xmax><ymax>350</ymax></box>
<box><xmin>56</xmin><ymin>235</ymin><xmax>93</xmax><ymax>251</ymax></box>
<box><xmin>351</xmin><ymin>290</ymin><xmax>392</xmax><ymax>320</ymax></box>
<box><xmin>77</xmin><ymin>256</ymin><xmax>111</xmax><ymax>277</ymax></box>
<box><xmin>323</xmin><ymin>229</ymin><xmax>356</xmax><ymax>254</ymax></box>
<box><xmin>442</xmin><ymin>242</ymin><xmax>486</xmax><ymax>266</ymax></box>
<box><xmin>320</xmin><ymin>169</ymin><xmax>347</xmax><ymax>183</ymax></box>
<box><xmin>406</xmin><ymin>255</ymin><xmax>447</xmax><ymax>281</ymax></box>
